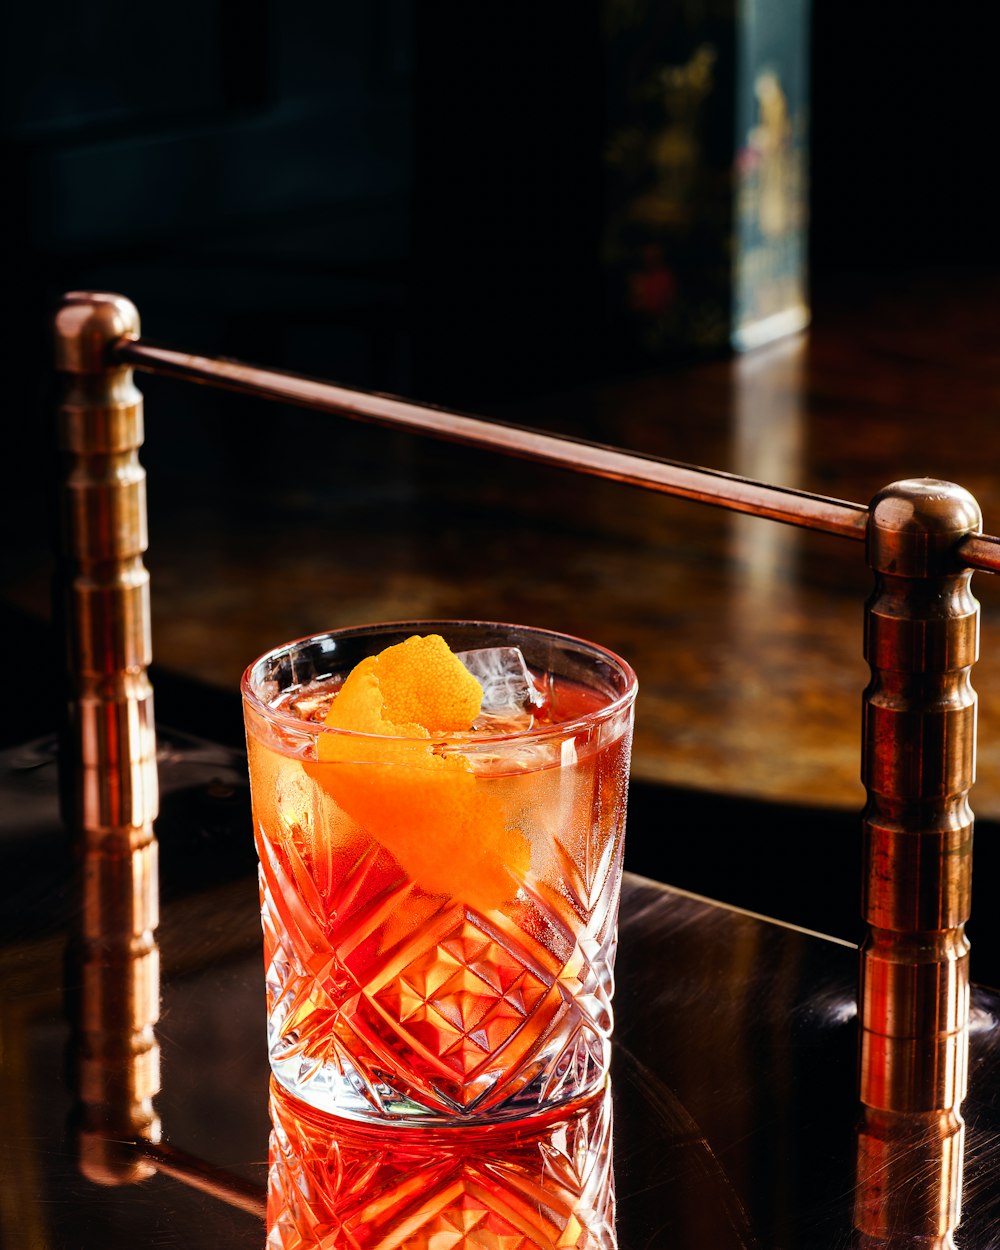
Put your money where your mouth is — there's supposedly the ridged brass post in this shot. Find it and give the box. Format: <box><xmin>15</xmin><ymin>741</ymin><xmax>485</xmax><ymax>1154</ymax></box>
<box><xmin>855</xmin><ymin>480</ymin><xmax>979</xmax><ymax>1247</ymax></box>
<box><xmin>54</xmin><ymin>292</ymin><xmax>161</xmax><ymax>1184</ymax></box>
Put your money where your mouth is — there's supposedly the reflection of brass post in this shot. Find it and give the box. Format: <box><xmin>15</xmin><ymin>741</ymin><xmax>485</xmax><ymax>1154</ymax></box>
<box><xmin>856</xmin><ymin>480</ymin><xmax>978</xmax><ymax>1246</ymax></box>
<box><xmin>54</xmin><ymin>293</ymin><xmax>160</xmax><ymax>1184</ymax></box>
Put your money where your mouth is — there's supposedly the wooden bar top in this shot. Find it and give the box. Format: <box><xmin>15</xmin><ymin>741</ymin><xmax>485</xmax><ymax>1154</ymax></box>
<box><xmin>4</xmin><ymin>732</ymin><xmax>1000</xmax><ymax>1248</ymax></box>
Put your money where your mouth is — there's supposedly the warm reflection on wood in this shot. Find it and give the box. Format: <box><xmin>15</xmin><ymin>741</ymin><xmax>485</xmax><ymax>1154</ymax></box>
<box><xmin>855</xmin><ymin>481</ymin><xmax>979</xmax><ymax>1246</ymax></box>
<box><xmin>54</xmin><ymin>293</ymin><xmax>161</xmax><ymax>1184</ymax></box>
<box><xmin>855</xmin><ymin>1103</ymin><xmax>966</xmax><ymax>1249</ymax></box>
<box><xmin>266</xmin><ymin>1079</ymin><xmax>616</xmax><ymax>1249</ymax></box>
<box><xmin>141</xmin><ymin>1141</ymin><xmax>267</xmax><ymax>1219</ymax></box>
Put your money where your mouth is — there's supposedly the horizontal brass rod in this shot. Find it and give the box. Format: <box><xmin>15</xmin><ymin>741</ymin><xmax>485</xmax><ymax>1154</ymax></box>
<box><xmin>111</xmin><ymin>337</ymin><xmax>1000</xmax><ymax>570</ymax></box>
<box><xmin>956</xmin><ymin>532</ymin><xmax>1000</xmax><ymax>575</ymax></box>
<box><xmin>112</xmin><ymin>338</ymin><xmax>867</xmax><ymax>539</ymax></box>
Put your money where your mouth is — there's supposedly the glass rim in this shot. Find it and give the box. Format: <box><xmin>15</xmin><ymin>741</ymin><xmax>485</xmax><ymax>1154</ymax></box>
<box><xmin>240</xmin><ymin>618</ymin><xmax>638</xmax><ymax>748</ymax></box>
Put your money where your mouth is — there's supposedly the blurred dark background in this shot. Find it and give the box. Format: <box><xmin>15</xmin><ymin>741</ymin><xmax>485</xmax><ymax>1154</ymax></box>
<box><xmin>3</xmin><ymin>1</ymin><xmax>995</xmax><ymax>413</ymax></box>
<box><xmin>2</xmin><ymin>0</ymin><xmax>995</xmax><ymax>537</ymax></box>
<box><xmin>3</xmin><ymin>1</ymin><xmax>998</xmax><ymax>949</ymax></box>
<box><xmin>3</xmin><ymin>0</ymin><xmax>993</xmax><ymax>564</ymax></box>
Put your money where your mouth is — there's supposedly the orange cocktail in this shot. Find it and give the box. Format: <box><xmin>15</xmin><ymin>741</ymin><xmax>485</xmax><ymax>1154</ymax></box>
<box><xmin>242</xmin><ymin>622</ymin><xmax>636</xmax><ymax>1124</ymax></box>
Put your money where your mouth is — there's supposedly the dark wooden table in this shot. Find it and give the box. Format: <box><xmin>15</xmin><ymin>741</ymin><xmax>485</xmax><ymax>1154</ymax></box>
<box><xmin>3</xmin><ymin>731</ymin><xmax>1000</xmax><ymax>1248</ymax></box>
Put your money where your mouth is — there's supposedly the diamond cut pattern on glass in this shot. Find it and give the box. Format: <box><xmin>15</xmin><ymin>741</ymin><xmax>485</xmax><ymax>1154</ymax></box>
<box><xmin>258</xmin><ymin>770</ymin><xmax>625</xmax><ymax>1118</ymax></box>
<box><xmin>369</xmin><ymin>917</ymin><xmax>551</xmax><ymax>1082</ymax></box>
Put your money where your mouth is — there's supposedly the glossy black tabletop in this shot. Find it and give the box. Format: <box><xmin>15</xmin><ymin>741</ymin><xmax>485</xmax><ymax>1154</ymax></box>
<box><xmin>3</xmin><ymin>732</ymin><xmax>1000</xmax><ymax>1248</ymax></box>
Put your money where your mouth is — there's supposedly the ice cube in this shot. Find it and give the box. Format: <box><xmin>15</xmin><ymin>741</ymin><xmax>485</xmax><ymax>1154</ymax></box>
<box><xmin>287</xmin><ymin>683</ymin><xmax>337</xmax><ymax>723</ymax></box>
<box><xmin>472</xmin><ymin>707</ymin><xmax>536</xmax><ymax>734</ymax></box>
<box><xmin>465</xmin><ymin>734</ymin><xmax>565</xmax><ymax>775</ymax></box>
<box><xmin>456</xmin><ymin>647</ymin><xmax>545</xmax><ymax>714</ymax></box>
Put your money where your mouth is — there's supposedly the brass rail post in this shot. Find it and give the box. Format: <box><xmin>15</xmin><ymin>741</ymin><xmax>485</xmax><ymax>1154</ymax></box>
<box><xmin>855</xmin><ymin>479</ymin><xmax>979</xmax><ymax>1246</ymax></box>
<box><xmin>54</xmin><ymin>292</ymin><xmax>160</xmax><ymax>1183</ymax></box>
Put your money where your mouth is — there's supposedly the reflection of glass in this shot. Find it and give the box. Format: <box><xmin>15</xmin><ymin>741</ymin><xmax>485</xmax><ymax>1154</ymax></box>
<box><xmin>242</xmin><ymin>623</ymin><xmax>637</xmax><ymax>1125</ymax></box>
<box><xmin>267</xmin><ymin>1078</ymin><xmax>616</xmax><ymax>1249</ymax></box>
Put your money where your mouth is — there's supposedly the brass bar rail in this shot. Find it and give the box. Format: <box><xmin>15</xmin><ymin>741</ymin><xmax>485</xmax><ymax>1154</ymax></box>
<box><xmin>113</xmin><ymin>338</ymin><xmax>869</xmax><ymax>540</ymax></box>
<box><xmin>54</xmin><ymin>294</ymin><xmax>987</xmax><ymax>1238</ymax></box>
<box><xmin>854</xmin><ymin>482</ymin><xmax>977</xmax><ymax>1245</ymax></box>
<box><xmin>54</xmin><ymin>294</ymin><xmax>161</xmax><ymax>1186</ymax></box>
<box><xmin>108</xmin><ymin>336</ymin><xmax>1000</xmax><ymax>571</ymax></box>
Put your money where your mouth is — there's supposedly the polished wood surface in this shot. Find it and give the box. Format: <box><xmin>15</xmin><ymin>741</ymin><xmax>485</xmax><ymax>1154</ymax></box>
<box><xmin>3</xmin><ymin>733</ymin><xmax>1000</xmax><ymax>1248</ymax></box>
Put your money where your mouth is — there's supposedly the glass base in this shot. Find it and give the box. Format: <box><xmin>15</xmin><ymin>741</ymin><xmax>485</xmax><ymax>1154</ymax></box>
<box><xmin>267</xmin><ymin>1033</ymin><xmax>611</xmax><ymax>1126</ymax></box>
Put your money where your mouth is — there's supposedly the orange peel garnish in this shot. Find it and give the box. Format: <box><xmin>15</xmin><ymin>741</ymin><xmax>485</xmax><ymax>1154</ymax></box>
<box><xmin>305</xmin><ymin>634</ymin><xmax>530</xmax><ymax>910</ymax></box>
<box><xmin>339</xmin><ymin>633</ymin><xmax>483</xmax><ymax>735</ymax></box>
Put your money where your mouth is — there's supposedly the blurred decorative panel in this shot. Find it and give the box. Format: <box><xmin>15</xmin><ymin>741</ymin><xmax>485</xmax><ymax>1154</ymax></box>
<box><xmin>603</xmin><ymin>0</ymin><xmax>810</xmax><ymax>359</ymax></box>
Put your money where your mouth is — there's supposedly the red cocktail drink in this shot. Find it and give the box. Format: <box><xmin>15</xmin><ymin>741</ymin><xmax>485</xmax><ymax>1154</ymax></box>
<box><xmin>242</xmin><ymin>623</ymin><xmax>636</xmax><ymax>1124</ymax></box>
